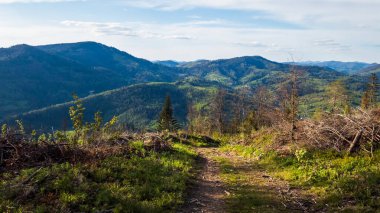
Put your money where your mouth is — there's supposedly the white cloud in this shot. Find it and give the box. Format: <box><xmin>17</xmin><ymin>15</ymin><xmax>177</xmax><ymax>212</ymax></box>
<box><xmin>61</xmin><ymin>20</ymin><xmax>195</xmax><ymax>40</ymax></box>
<box><xmin>120</xmin><ymin>0</ymin><xmax>380</xmax><ymax>30</ymax></box>
<box><xmin>0</xmin><ymin>0</ymin><xmax>379</xmax><ymax>63</ymax></box>
<box><xmin>61</xmin><ymin>21</ymin><xmax>138</xmax><ymax>37</ymax></box>
<box><xmin>314</xmin><ymin>39</ymin><xmax>352</xmax><ymax>52</ymax></box>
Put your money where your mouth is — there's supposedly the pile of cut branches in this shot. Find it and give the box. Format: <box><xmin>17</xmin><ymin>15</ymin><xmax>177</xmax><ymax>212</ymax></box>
<box><xmin>0</xmin><ymin>131</ymin><xmax>178</xmax><ymax>172</ymax></box>
<box><xmin>302</xmin><ymin>109</ymin><xmax>380</xmax><ymax>154</ymax></box>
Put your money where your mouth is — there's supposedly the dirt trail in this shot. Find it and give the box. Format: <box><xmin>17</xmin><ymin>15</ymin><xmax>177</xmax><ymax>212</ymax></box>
<box><xmin>179</xmin><ymin>147</ymin><xmax>227</xmax><ymax>213</ymax></box>
<box><xmin>179</xmin><ymin>147</ymin><xmax>317</xmax><ymax>213</ymax></box>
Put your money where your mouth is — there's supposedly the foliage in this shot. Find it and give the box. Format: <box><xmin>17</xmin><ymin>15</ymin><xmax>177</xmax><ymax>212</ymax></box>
<box><xmin>1</xmin><ymin>124</ymin><xmax>7</xmax><ymax>138</ymax></box>
<box><xmin>92</xmin><ymin>111</ymin><xmax>103</xmax><ymax>131</ymax></box>
<box><xmin>0</xmin><ymin>141</ymin><xmax>197</xmax><ymax>212</ymax></box>
<box><xmin>157</xmin><ymin>96</ymin><xmax>180</xmax><ymax>132</ymax></box>
<box><xmin>258</xmin><ymin>149</ymin><xmax>380</xmax><ymax>211</ymax></box>
<box><xmin>16</xmin><ymin>120</ymin><xmax>25</xmax><ymax>135</ymax></box>
<box><xmin>69</xmin><ymin>94</ymin><xmax>85</xmax><ymax>132</ymax></box>
<box><xmin>326</xmin><ymin>79</ymin><xmax>350</xmax><ymax>113</ymax></box>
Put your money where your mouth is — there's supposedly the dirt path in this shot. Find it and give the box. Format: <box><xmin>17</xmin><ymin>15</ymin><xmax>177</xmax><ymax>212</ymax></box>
<box><xmin>179</xmin><ymin>147</ymin><xmax>318</xmax><ymax>213</ymax></box>
<box><xmin>218</xmin><ymin>151</ymin><xmax>318</xmax><ymax>212</ymax></box>
<box><xmin>179</xmin><ymin>147</ymin><xmax>227</xmax><ymax>213</ymax></box>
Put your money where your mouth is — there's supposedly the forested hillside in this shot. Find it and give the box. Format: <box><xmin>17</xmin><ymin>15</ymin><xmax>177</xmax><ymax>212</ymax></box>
<box><xmin>0</xmin><ymin>42</ymin><xmax>181</xmax><ymax>120</ymax></box>
<box><xmin>13</xmin><ymin>82</ymin><xmax>214</xmax><ymax>131</ymax></box>
<box><xmin>2</xmin><ymin>42</ymin><xmax>371</xmax><ymax>131</ymax></box>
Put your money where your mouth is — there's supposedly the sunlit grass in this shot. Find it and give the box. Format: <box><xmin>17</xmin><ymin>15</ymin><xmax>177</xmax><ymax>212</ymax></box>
<box><xmin>0</xmin><ymin>142</ymin><xmax>197</xmax><ymax>212</ymax></box>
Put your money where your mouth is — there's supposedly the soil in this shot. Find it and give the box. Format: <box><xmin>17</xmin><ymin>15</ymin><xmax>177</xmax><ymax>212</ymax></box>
<box><xmin>179</xmin><ymin>147</ymin><xmax>319</xmax><ymax>213</ymax></box>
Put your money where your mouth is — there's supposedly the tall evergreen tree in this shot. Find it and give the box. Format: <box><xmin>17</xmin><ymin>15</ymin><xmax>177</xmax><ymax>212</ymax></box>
<box><xmin>157</xmin><ymin>96</ymin><xmax>179</xmax><ymax>132</ymax></box>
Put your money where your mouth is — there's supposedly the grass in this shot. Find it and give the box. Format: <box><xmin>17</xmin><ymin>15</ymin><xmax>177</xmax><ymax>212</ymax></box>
<box><xmin>212</xmin><ymin>156</ymin><xmax>289</xmax><ymax>213</ymax></box>
<box><xmin>220</xmin><ymin>131</ymin><xmax>380</xmax><ymax>211</ymax></box>
<box><xmin>260</xmin><ymin>149</ymin><xmax>380</xmax><ymax>211</ymax></box>
<box><xmin>0</xmin><ymin>142</ymin><xmax>197</xmax><ymax>212</ymax></box>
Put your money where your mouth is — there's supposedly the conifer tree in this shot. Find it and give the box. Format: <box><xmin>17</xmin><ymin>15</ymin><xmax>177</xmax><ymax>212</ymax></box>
<box><xmin>157</xmin><ymin>96</ymin><xmax>179</xmax><ymax>132</ymax></box>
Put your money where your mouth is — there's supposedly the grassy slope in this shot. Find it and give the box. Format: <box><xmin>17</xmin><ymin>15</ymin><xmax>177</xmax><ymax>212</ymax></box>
<box><xmin>0</xmin><ymin>142</ymin><xmax>197</xmax><ymax>212</ymax></box>
<box><xmin>218</xmin><ymin>132</ymin><xmax>380</xmax><ymax>212</ymax></box>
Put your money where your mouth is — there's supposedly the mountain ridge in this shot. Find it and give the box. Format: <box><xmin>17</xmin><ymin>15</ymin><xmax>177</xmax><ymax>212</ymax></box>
<box><xmin>0</xmin><ymin>41</ymin><xmax>370</xmax><ymax>130</ymax></box>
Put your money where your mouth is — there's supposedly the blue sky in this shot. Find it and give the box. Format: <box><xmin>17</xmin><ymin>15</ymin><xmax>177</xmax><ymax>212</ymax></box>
<box><xmin>0</xmin><ymin>0</ymin><xmax>379</xmax><ymax>63</ymax></box>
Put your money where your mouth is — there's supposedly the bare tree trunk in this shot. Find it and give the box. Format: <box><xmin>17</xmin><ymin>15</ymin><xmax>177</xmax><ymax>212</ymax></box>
<box><xmin>290</xmin><ymin>67</ymin><xmax>298</xmax><ymax>143</ymax></box>
<box><xmin>348</xmin><ymin>129</ymin><xmax>363</xmax><ymax>154</ymax></box>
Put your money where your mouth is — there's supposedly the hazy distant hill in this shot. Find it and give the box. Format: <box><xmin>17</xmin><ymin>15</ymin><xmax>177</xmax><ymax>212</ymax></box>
<box><xmin>358</xmin><ymin>64</ymin><xmax>380</xmax><ymax>76</ymax></box>
<box><xmin>154</xmin><ymin>60</ymin><xmax>183</xmax><ymax>67</ymax></box>
<box><xmin>289</xmin><ymin>61</ymin><xmax>373</xmax><ymax>74</ymax></box>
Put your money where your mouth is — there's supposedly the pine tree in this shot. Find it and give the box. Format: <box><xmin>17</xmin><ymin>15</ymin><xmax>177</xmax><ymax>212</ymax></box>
<box><xmin>157</xmin><ymin>96</ymin><xmax>180</xmax><ymax>132</ymax></box>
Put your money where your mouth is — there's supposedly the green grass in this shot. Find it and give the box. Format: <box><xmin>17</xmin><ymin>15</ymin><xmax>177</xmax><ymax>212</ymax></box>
<box><xmin>219</xmin><ymin>131</ymin><xmax>380</xmax><ymax>211</ymax></box>
<box><xmin>219</xmin><ymin>130</ymin><xmax>276</xmax><ymax>158</ymax></box>
<box><xmin>0</xmin><ymin>143</ymin><xmax>197</xmax><ymax>212</ymax></box>
<box><xmin>213</xmin><ymin>156</ymin><xmax>289</xmax><ymax>213</ymax></box>
<box><xmin>259</xmin><ymin>149</ymin><xmax>380</xmax><ymax>211</ymax></box>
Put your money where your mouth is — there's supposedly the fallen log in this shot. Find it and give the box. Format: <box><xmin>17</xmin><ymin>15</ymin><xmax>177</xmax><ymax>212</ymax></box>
<box><xmin>348</xmin><ymin>129</ymin><xmax>363</xmax><ymax>154</ymax></box>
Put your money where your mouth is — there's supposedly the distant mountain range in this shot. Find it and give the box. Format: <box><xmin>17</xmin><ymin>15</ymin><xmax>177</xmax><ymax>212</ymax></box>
<box><xmin>288</xmin><ymin>61</ymin><xmax>378</xmax><ymax>74</ymax></box>
<box><xmin>0</xmin><ymin>41</ymin><xmax>377</xmax><ymax>130</ymax></box>
<box><xmin>358</xmin><ymin>64</ymin><xmax>380</xmax><ymax>75</ymax></box>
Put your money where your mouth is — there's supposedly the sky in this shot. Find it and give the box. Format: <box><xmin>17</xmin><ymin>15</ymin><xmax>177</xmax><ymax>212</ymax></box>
<box><xmin>0</xmin><ymin>0</ymin><xmax>379</xmax><ymax>63</ymax></box>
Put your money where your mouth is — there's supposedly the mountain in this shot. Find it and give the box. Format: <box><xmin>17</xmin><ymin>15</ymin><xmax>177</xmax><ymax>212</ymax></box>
<box><xmin>7</xmin><ymin>54</ymin><xmax>350</xmax><ymax>131</ymax></box>
<box><xmin>0</xmin><ymin>42</ymin><xmax>181</xmax><ymax>120</ymax></box>
<box><xmin>289</xmin><ymin>61</ymin><xmax>373</xmax><ymax>74</ymax></box>
<box><xmin>1</xmin><ymin>41</ymin><xmax>364</xmax><ymax>131</ymax></box>
<box><xmin>37</xmin><ymin>42</ymin><xmax>180</xmax><ymax>83</ymax></box>
<box><xmin>154</xmin><ymin>60</ymin><xmax>182</xmax><ymax>67</ymax></box>
<box><xmin>180</xmin><ymin>56</ymin><xmax>344</xmax><ymax>93</ymax></box>
<box><xmin>358</xmin><ymin>64</ymin><xmax>380</xmax><ymax>76</ymax></box>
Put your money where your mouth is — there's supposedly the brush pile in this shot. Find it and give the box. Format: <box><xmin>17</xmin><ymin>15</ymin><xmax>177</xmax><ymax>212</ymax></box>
<box><xmin>0</xmin><ymin>131</ymin><xmax>176</xmax><ymax>172</ymax></box>
<box><xmin>302</xmin><ymin>109</ymin><xmax>380</xmax><ymax>154</ymax></box>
